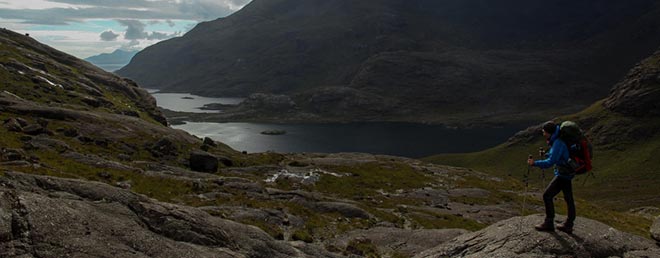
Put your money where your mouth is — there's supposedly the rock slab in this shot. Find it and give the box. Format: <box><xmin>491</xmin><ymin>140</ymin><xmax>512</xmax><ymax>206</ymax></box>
<box><xmin>415</xmin><ymin>214</ymin><xmax>660</xmax><ymax>258</ymax></box>
<box><xmin>0</xmin><ymin>171</ymin><xmax>342</xmax><ymax>258</ymax></box>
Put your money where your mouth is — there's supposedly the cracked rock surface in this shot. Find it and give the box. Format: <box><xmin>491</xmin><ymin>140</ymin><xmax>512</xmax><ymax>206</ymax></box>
<box><xmin>0</xmin><ymin>171</ymin><xmax>341</xmax><ymax>258</ymax></box>
<box><xmin>415</xmin><ymin>214</ymin><xmax>660</xmax><ymax>258</ymax></box>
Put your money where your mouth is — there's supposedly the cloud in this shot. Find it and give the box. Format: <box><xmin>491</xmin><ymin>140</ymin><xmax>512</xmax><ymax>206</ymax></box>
<box><xmin>0</xmin><ymin>0</ymin><xmax>252</xmax><ymax>57</ymax></box>
<box><xmin>118</xmin><ymin>19</ymin><xmax>148</xmax><ymax>40</ymax></box>
<box><xmin>0</xmin><ymin>0</ymin><xmax>253</xmax><ymax>25</ymax></box>
<box><xmin>99</xmin><ymin>30</ymin><xmax>119</xmax><ymax>41</ymax></box>
<box><xmin>24</xmin><ymin>29</ymin><xmax>120</xmax><ymax>58</ymax></box>
<box><xmin>147</xmin><ymin>31</ymin><xmax>174</xmax><ymax>40</ymax></box>
<box><xmin>117</xmin><ymin>19</ymin><xmax>180</xmax><ymax>41</ymax></box>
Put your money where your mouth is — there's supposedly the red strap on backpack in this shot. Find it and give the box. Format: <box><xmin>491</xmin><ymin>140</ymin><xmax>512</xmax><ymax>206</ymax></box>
<box><xmin>581</xmin><ymin>139</ymin><xmax>592</xmax><ymax>171</ymax></box>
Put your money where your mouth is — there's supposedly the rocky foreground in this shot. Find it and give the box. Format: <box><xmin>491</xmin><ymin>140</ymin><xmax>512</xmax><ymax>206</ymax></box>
<box><xmin>417</xmin><ymin>215</ymin><xmax>660</xmax><ymax>258</ymax></box>
<box><xmin>2</xmin><ymin>171</ymin><xmax>659</xmax><ymax>257</ymax></box>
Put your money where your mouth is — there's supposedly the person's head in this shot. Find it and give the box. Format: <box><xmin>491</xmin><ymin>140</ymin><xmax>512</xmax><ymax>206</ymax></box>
<box><xmin>541</xmin><ymin>121</ymin><xmax>557</xmax><ymax>139</ymax></box>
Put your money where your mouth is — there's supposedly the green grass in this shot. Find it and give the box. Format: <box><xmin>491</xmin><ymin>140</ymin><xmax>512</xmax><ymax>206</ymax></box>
<box><xmin>8</xmin><ymin>149</ymin><xmax>196</xmax><ymax>202</ymax></box>
<box><xmin>314</xmin><ymin>162</ymin><xmax>432</xmax><ymax>200</ymax></box>
<box><xmin>424</xmin><ymin>104</ymin><xmax>660</xmax><ymax>209</ymax></box>
<box><xmin>423</xmin><ymin>103</ymin><xmax>660</xmax><ymax>237</ymax></box>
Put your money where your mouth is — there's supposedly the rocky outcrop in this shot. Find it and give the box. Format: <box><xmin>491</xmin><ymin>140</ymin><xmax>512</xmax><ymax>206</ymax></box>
<box><xmin>415</xmin><ymin>214</ymin><xmax>660</xmax><ymax>258</ymax></box>
<box><xmin>0</xmin><ymin>29</ymin><xmax>167</xmax><ymax>126</ymax></box>
<box><xmin>652</xmin><ymin>216</ymin><xmax>660</xmax><ymax>243</ymax></box>
<box><xmin>604</xmin><ymin>49</ymin><xmax>660</xmax><ymax>117</ymax></box>
<box><xmin>0</xmin><ymin>171</ymin><xmax>341</xmax><ymax>258</ymax></box>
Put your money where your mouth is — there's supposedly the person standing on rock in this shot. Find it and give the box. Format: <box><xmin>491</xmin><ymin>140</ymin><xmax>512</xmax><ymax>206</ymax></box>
<box><xmin>526</xmin><ymin>121</ymin><xmax>575</xmax><ymax>233</ymax></box>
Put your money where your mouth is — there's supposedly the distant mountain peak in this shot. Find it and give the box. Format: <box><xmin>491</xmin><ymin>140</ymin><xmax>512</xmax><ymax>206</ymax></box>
<box><xmin>85</xmin><ymin>49</ymin><xmax>138</xmax><ymax>72</ymax></box>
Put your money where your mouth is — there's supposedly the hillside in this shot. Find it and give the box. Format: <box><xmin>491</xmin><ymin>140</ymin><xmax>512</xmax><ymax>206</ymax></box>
<box><xmin>85</xmin><ymin>49</ymin><xmax>137</xmax><ymax>72</ymax></box>
<box><xmin>425</xmin><ymin>48</ymin><xmax>660</xmax><ymax>211</ymax></box>
<box><xmin>2</xmin><ymin>29</ymin><xmax>659</xmax><ymax>256</ymax></box>
<box><xmin>118</xmin><ymin>0</ymin><xmax>660</xmax><ymax>124</ymax></box>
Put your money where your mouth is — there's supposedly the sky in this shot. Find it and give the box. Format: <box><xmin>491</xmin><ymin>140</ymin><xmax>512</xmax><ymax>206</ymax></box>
<box><xmin>0</xmin><ymin>0</ymin><xmax>252</xmax><ymax>58</ymax></box>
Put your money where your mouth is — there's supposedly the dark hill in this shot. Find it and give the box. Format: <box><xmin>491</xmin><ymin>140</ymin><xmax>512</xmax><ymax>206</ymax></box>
<box><xmin>118</xmin><ymin>0</ymin><xmax>660</xmax><ymax>124</ymax></box>
<box><xmin>425</xmin><ymin>47</ymin><xmax>660</xmax><ymax>211</ymax></box>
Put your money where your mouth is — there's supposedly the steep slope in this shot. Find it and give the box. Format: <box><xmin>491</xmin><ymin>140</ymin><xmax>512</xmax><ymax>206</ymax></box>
<box><xmin>1</xmin><ymin>29</ymin><xmax>166</xmax><ymax>126</ymax></box>
<box><xmin>118</xmin><ymin>0</ymin><xmax>660</xmax><ymax>124</ymax></box>
<box><xmin>425</xmin><ymin>48</ymin><xmax>660</xmax><ymax>211</ymax></box>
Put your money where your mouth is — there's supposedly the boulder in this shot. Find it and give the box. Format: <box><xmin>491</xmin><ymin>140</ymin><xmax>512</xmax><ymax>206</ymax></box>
<box><xmin>58</xmin><ymin>127</ymin><xmax>79</xmax><ymax>137</ymax></box>
<box><xmin>21</xmin><ymin>124</ymin><xmax>44</xmax><ymax>135</ymax></box>
<box><xmin>652</xmin><ymin>216</ymin><xmax>660</xmax><ymax>242</ymax></box>
<box><xmin>27</xmin><ymin>136</ymin><xmax>71</xmax><ymax>152</ymax></box>
<box><xmin>149</xmin><ymin>137</ymin><xmax>178</xmax><ymax>157</ymax></box>
<box><xmin>190</xmin><ymin>150</ymin><xmax>219</xmax><ymax>173</ymax></box>
<box><xmin>203</xmin><ymin>137</ymin><xmax>217</xmax><ymax>147</ymax></box>
<box><xmin>15</xmin><ymin>117</ymin><xmax>28</xmax><ymax>127</ymax></box>
<box><xmin>3</xmin><ymin>118</ymin><xmax>22</xmax><ymax>132</ymax></box>
<box><xmin>415</xmin><ymin>214</ymin><xmax>660</xmax><ymax>258</ymax></box>
<box><xmin>1</xmin><ymin>148</ymin><xmax>26</xmax><ymax>161</ymax></box>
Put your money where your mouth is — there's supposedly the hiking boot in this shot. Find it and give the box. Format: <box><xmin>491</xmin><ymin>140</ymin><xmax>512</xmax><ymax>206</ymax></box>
<box><xmin>534</xmin><ymin>221</ymin><xmax>555</xmax><ymax>232</ymax></box>
<box><xmin>557</xmin><ymin>222</ymin><xmax>573</xmax><ymax>234</ymax></box>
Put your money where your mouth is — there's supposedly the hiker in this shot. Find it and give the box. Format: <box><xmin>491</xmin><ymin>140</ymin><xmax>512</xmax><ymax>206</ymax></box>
<box><xmin>526</xmin><ymin>121</ymin><xmax>575</xmax><ymax>233</ymax></box>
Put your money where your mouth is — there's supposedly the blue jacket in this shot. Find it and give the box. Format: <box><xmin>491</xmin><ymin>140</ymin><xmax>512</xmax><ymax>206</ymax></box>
<box><xmin>533</xmin><ymin>126</ymin><xmax>573</xmax><ymax>180</ymax></box>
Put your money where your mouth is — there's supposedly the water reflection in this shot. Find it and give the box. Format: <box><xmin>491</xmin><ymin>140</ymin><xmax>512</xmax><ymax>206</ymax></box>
<box><xmin>173</xmin><ymin>122</ymin><xmax>522</xmax><ymax>158</ymax></box>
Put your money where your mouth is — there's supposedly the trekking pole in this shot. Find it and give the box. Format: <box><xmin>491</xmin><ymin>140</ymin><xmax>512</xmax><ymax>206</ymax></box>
<box><xmin>582</xmin><ymin>170</ymin><xmax>596</xmax><ymax>186</ymax></box>
<box><xmin>539</xmin><ymin>147</ymin><xmax>546</xmax><ymax>186</ymax></box>
<box><xmin>521</xmin><ymin>154</ymin><xmax>532</xmax><ymax>217</ymax></box>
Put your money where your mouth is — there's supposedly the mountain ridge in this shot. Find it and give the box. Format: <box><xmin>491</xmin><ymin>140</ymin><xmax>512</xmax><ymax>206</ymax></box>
<box><xmin>118</xmin><ymin>0</ymin><xmax>660</xmax><ymax>124</ymax></box>
<box><xmin>85</xmin><ymin>49</ymin><xmax>138</xmax><ymax>72</ymax></box>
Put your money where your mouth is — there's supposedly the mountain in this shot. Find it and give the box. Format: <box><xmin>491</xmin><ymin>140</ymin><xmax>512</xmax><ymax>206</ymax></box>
<box><xmin>2</xmin><ymin>28</ymin><xmax>658</xmax><ymax>256</ymax></box>
<box><xmin>118</xmin><ymin>0</ymin><xmax>660</xmax><ymax>124</ymax></box>
<box><xmin>425</xmin><ymin>47</ymin><xmax>660</xmax><ymax>211</ymax></box>
<box><xmin>85</xmin><ymin>49</ymin><xmax>137</xmax><ymax>72</ymax></box>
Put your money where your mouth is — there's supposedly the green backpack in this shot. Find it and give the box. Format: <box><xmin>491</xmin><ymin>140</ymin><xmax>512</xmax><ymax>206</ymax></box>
<box><xmin>559</xmin><ymin>121</ymin><xmax>593</xmax><ymax>175</ymax></box>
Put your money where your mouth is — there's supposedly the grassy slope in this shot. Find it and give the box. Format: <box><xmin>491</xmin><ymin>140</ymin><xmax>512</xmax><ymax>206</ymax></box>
<box><xmin>424</xmin><ymin>102</ymin><xmax>660</xmax><ymax>237</ymax></box>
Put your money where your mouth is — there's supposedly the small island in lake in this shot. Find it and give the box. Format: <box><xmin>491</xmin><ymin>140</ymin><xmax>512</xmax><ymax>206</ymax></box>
<box><xmin>261</xmin><ymin>130</ymin><xmax>286</xmax><ymax>135</ymax></box>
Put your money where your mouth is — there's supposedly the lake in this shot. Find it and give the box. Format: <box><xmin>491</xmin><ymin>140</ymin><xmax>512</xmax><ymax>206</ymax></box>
<box><xmin>147</xmin><ymin>90</ymin><xmax>244</xmax><ymax>113</ymax></box>
<box><xmin>147</xmin><ymin>90</ymin><xmax>525</xmax><ymax>157</ymax></box>
<box><xmin>172</xmin><ymin>122</ymin><xmax>523</xmax><ymax>158</ymax></box>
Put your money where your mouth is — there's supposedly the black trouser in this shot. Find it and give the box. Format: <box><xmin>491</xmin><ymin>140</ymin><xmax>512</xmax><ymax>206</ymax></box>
<box><xmin>543</xmin><ymin>176</ymin><xmax>576</xmax><ymax>224</ymax></box>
